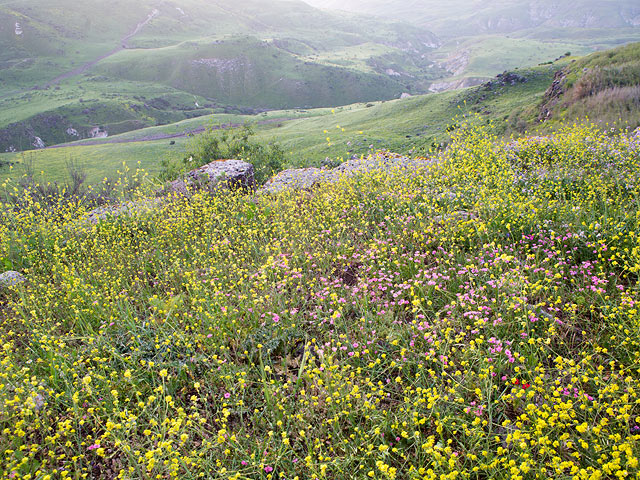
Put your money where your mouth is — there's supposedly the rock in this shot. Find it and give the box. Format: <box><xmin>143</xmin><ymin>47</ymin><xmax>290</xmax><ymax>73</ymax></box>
<box><xmin>89</xmin><ymin>127</ymin><xmax>108</xmax><ymax>138</ymax></box>
<box><xmin>84</xmin><ymin>198</ymin><xmax>164</xmax><ymax>224</ymax></box>
<box><xmin>260</xmin><ymin>152</ymin><xmax>433</xmax><ymax>194</ymax></box>
<box><xmin>0</xmin><ymin>271</ymin><xmax>26</xmax><ymax>287</ymax></box>
<box><xmin>166</xmin><ymin>159</ymin><xmax>255</xmax><ymax>196</ymax></box>
<box><xmin>32</xmin><ymin>136</ymin><xmax>45</xmax><ymax>149</ymax></box>
<box><xmin>260</xmin><ymin>168</ymin><xmax>330</xmax><ymax>194</ymax></box>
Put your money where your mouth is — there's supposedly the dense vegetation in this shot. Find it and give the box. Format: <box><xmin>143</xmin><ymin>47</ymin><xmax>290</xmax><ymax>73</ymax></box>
<box><xmin>1</xmin><ymin>122</ymin><xmax>639</xmax><ymax>479</ymax></box>
<box><xmin>538</xmin><ymin>42</ymin><xmax>640</xmax><ymax>128</ymax></box>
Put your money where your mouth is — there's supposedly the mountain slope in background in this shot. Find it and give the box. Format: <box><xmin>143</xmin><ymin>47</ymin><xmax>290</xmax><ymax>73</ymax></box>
<box><xmin>304</xmin><ymin>0</ymin><xmax>640</xmax><ymax>37</ymax></box>
<box><xmin>0</xmin><ymin>0</ymin><xmax>441</xmax><ymax>151</ymax></box>
<box><xmin>305</xmin><ymin>1</ymin><xmax>640</xmax><ymax>89</ymax></box>
<box><xmin>4</xmin><ymin>41</ymin><xmax>638</xmax><ymax>185</ymax></box>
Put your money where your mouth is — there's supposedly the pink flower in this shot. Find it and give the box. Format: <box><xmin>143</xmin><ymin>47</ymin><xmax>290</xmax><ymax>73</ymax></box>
<box><xmin>88</xmin><ymin>444</ymin><xmax>100</xmax><ymax>450</ymax></box>
<box><xmin>224</xmin><ymin>392</ymin><xmax>231</xmax><ymax>399</ymax></box>
<box><xmin>264</xmin><ymin>466</ymin><xmax>273</xmax><ymax>473</ymax></box>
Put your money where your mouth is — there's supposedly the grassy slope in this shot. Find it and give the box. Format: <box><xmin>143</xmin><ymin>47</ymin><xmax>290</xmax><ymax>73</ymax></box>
<box><xmin>3</xmin><ymin>40</ymin><xmax>638</xmax><ymax>185</ymax></box>
<box><xmin>539</xmin><ymin>42</ymin><xmax>640</xmax><ymax>128</ymax></box>
<box><xmin>0</xmin><ymin>0</ymin><xmax>443</xmax><ymax>152</ymax></box>
<box><xmin>0</xmin><ymin>63</ymin><xmax>560</xmax><ymax>184</ymax></box>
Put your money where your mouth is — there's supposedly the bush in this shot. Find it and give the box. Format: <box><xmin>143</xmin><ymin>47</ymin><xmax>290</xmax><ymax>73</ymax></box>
<box><xmin>160</xmin><ymin>124</ymin><xmax>286</xmax><ymax>185</ymax></box>
<box><xmin>1</xmin><ymin>157</ymin><xmax>147</xmax><ymax>211</ymax></box>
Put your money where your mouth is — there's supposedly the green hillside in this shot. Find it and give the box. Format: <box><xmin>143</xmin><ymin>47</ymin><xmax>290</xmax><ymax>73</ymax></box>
<box><xmin>305</xmin><ymin>0</ymin><xmax>640</xmax><ymax>37</ymax></box>
<box><xmin>0</xmin><ymin>61</ymin><xmax>560</xmax><ymax>184</ymax></box>
<box><xmin>2</xmin><ymin>41</ymin><xmax>639</xmax><ymax>187</ymax></box>
<box><xmin>0</xmin><ymin>0</ymin><xmax>441</xmax><ymax>153</ymax></box>
<box><xmin>537</xmin><ymin>41</ymin><xmax>640</xmax><ymax>128</ymax></box>
<box><xmin>306</xmin><ymin>0</ymin><xmax>640</xmax><ymax>88</ymax></box>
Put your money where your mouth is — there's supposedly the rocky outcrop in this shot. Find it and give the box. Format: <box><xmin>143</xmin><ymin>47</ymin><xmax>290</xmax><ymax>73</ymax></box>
<box><xmin>166</xmin><ymin>159</ymin><xmax>255</xmax><ymax>196</ymax></box>
<box><xmin>260</xmin><ymin>152</ymin><xmax>433</xmax><ymax>194</ymax></box>
<box><xmin>84</xmin><ymin>198</ymin><xmax>164</xmax><ymax>224</ymax></box>
<box><xmin>84</xmin><ymin>160</ymin><xmax>255</xmax><ymax>223</ymax></box>
<box><xmin>32</xmin><ymin>137</ymin><xmax>45</xmax><ymax>149</ymax></box>
<box><xmin>0</xmin><ymin>271</ymin><xmax>26</xmax><ymax>288</ymax></box>
<box><xmin>429</xmin><ymin>77</ymin><xmax>486</xmax><ymax>93</ymax></box>
<box><xmin>539</xmin><ymin>70</ymin><xmax>567</xmax><ymax>121</ymax></box>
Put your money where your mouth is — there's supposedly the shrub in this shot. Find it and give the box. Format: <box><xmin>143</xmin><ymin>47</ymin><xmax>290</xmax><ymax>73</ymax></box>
<box><xmin>160</xmin><ymin>124</ymin><xmax>286</xmax><ymax>185</ymax></box>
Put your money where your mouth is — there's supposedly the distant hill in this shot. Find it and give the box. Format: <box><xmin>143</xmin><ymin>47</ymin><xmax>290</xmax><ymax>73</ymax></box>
<box><xmin>305</xmin><ymin>0</ymin><xmax>640</xmax><ymax>99</ymax></box>
<box><xmin>0</xmin><ymin>0</ymin><xmax>441</xmax><ymax>152</ymax></box>
<box><xmin>304</xmin><ymin>0</ymin><xmax>640</xmax><ymax>38</ymax></box>
<box><xmin>3</xmin><ymin>41</ymin><xmax>638</xmax><ymax>184</ymax></box>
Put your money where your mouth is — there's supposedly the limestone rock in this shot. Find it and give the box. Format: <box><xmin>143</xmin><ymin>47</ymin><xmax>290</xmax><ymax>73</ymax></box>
<box><xmin>32</xmin><ymin>137</ymin><xmax>45</xmax><ymax>149</ymax></box>
<box><xmin>260</xmin><ymin>168</ymin><xmax>330</xmax><ymax>194</ymax></box>
<box><xmin>84</xmin><ymin>198</ymin><xmax>164</xmax><ymax>224</ymax></box>
<box><xmin>0</xmin><ymin>271</ymin><xmax>26</xmax><ymax>287</ymax></box>
<box><xmin>260</xmin><ymin>152</ymin><xmax>433</xmax><ymax>194</ymax></box>
<box><xmin>167</xmin><ymin>159</ymin><xmax>255</xmax><ymax>196</ymax></box>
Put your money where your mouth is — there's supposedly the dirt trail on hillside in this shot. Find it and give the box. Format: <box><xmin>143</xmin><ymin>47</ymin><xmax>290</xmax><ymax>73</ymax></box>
<box><xmin>0</xmin><ymin>9</ymin><xmax>159</xmax><ymax>99</ymax></box>
<box><xmin>43</xmin><ymin>9</ymin><xmax>159</xmax><ymax>88</ymax></box>
<box><xmin>46</xmin><ymin>117</ymin><xmax>294</xmax><ymax>149</ymax></box>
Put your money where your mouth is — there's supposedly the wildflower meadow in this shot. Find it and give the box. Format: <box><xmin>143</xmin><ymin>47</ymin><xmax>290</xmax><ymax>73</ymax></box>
<box><xmin>1</xmin><ymin>122</ymin><xmax>639</xmax><ymax>479</ymax></box>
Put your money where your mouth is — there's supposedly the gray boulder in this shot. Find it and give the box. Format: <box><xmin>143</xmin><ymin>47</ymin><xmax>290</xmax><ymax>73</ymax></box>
<box><xmin>85</xmin><ymin>198</ymin><xmax>164</xmax><ymax>224</ymax></box>
<box><xmin>260</xmin><ymin>152</ymin><xmax>433</xmax><ymax>194</ymax></box>
<box><xmin>166</xmin><ymin>159</ymin><xmax>255</xmax><ymax>196</ymax></box>
<box><xmin>260</xmin><ymin>168</ymin><xmax>331</xmax><ymax>194</ymax></box>
<box><xmin>0</xmin><ymin>271</ymin><xmax>26</xmax><ymax>288</ymax></box>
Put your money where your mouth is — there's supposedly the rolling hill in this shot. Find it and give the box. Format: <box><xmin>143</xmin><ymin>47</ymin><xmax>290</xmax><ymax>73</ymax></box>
<box><xmin>304</xmin><ymin>0</ymin><xmax>640</xmax><ymax>37</ymax></box>
<box><xmin>3</xmin><ymin>41</ymin><xmax>638</xmax><ymax>186</ymax></box>
<box><xmin>306</xmin><ymin>1</ymin><xmax>640</xmax><ymax>91</ymax></box>
<box><xmin>0</xmin><ymin>0</ymin><xmax>441</xmax><ymax>152</ymax></box>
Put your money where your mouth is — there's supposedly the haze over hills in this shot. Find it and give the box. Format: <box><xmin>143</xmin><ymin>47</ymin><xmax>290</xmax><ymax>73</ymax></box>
<box><xmin>305</xmin><ymin>1</ymin><xmax>640</xmax><ymax>90</ymax></box>
<box><xmin>303</xmin><ymin>0</ymin><xmax>640</xmax><ymax>37</ymax></box>
<box><xmin>0</xmin><ymin>0</ymin><xmax>639</xmax><ymax>154</ymax></box>
<box><xmin>0</xmin><ymin>0</ymin><xmax>441</xmax><ymax>151</ymax></box>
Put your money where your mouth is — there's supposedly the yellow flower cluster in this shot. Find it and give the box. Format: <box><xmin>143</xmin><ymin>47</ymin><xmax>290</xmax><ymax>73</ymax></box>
<box><xmin>0</xmin><ymin>122</ymin><xmax>639</xmax><ymax>479</ymax></box>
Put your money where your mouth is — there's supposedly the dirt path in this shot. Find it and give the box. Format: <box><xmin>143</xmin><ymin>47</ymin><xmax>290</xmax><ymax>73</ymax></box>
<box><xmin>46</xmin><ymin>117</ymin><xmax>294</xmax><ymax>149</ymax></box>
<box><xmin>43</xmin><ymin>9</ymin><xmax>159</xmax><ymax>88</ymax></box>
<box><xmin>0</xmin><ymin>9</ymin><xmax>159</xmax><ymax>99</ymax></box>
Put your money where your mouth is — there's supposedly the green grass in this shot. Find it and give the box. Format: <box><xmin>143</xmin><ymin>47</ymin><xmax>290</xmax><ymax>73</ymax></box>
<box><xmin>0</xmin><ymin>63</ymin><xmax>560</xmax><ymax>184</ymax></box>
<box><xmin>1</xmin><ymin>122</ymin><xmax>640</xmax><ymax>479</ymax></box>
<box><xmin>435</xmin><ymin>36</ymin><xmax>592</xmax><ymax>78</ymax></box>
<box><xmin>2</xmin><ymin>41</ymin><xmax>639</xmax><ymax>186</ymax></box>
<box><xmin>537</xmin><ymin>42</ymin><xmax>640</xmax><ymax>129</ymax></box>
